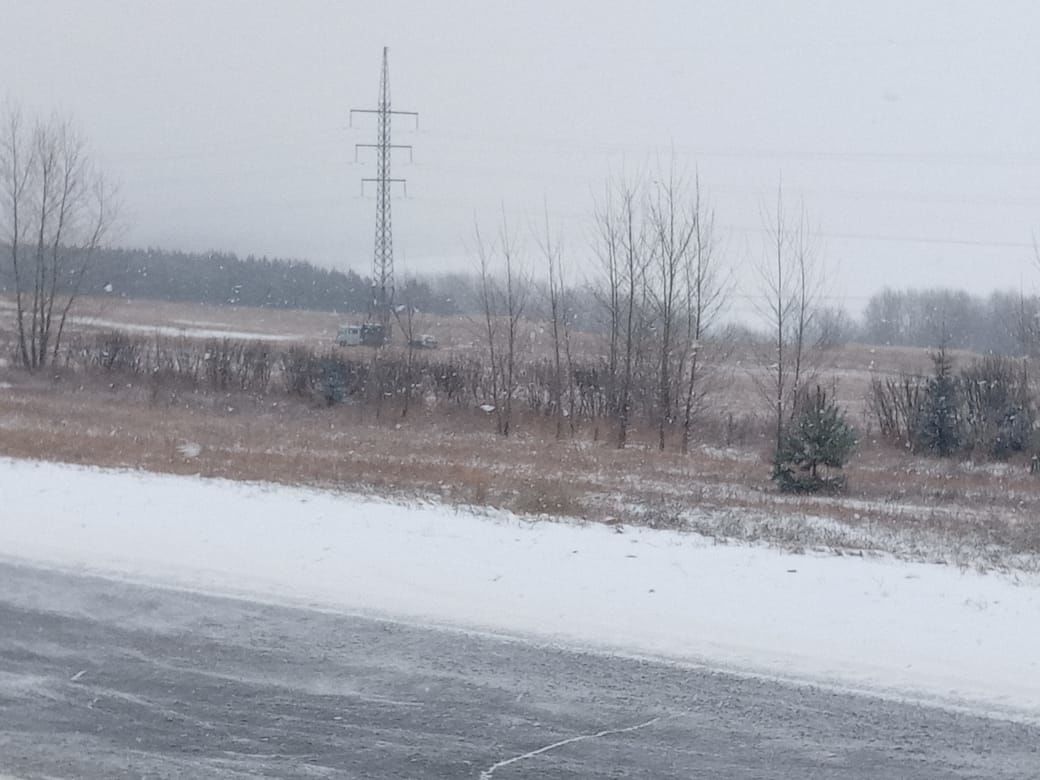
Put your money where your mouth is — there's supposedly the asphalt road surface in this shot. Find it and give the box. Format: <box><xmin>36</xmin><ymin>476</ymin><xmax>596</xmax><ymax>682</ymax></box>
<box><xmin>0</xmin><ymin>561</ymin><xmax>1037</xmax><ymax>779</ymax></box>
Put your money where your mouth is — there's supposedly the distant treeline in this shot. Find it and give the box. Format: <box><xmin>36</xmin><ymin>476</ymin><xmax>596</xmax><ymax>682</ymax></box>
<box><xmin>4</xmin><ymin>245</ymin><xmax>1038</xmax><ymax>355</ymax></box>
<box><xmin>0</xmin><ymin>246</ymin><xmax>472</xmax><ymax>316</ymax></box>
<box><xmin>859</xmin><ymin>288</ymin><xmax>1039</xmax><ymax>355</ymax></box>
<box><xmin>87</xmin><ymin>248</ymin><xmax>374</xmax><ymax>311</ymax></box>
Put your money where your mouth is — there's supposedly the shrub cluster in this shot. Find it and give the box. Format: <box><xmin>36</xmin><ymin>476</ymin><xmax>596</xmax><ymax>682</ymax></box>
<box><xmin>868</xmin><ymin>351</ymin><xmax>1034</xmax><ymax>460</ymax></box>
<box><xmin>57</xmin><ymin>332</ymin><xmax>746</xmax><ymax>445</ymax></box>
<box><xmin>67</xmin><ymin>331</ymin><xmax>274</xmax><ymax>395</ymax></box>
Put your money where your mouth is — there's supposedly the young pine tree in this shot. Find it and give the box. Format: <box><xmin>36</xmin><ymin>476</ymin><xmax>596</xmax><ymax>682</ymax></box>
<box><xmin>773</xmin><ymin>385</ymin><xmax>857</xmax><ymax>493</ymax></box>
<box><xmin>915</xmin><ymin>347</ymin><xmax>963</xmax><ymax>457</ymax></box>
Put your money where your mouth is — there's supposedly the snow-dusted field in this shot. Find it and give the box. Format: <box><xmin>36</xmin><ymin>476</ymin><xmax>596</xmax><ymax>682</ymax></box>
<box><xmin>72</xmin><ymin>316</ymin><xmax>302</xmax><ymax>342</ymax></box>
<box><xmin>1</xmin><ymin>456</ymin><xmax>1038</xmax><ymax>724</ymax></box>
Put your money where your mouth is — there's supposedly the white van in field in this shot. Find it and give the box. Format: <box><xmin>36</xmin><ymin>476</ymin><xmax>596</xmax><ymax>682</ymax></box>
<box><xmin>336</xmin><ymin>322</ymin><xmax>388</xmax><ymax>347</ymax></box>
<box><xmin>336</xmin><ymin>324</ymin><xmax>363</xmax><ymax>346</ymax></box>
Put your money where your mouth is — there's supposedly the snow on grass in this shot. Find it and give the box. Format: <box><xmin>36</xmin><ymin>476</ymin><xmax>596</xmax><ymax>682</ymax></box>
<box><xmin>1</xmin><ymin>456</ymin><xmax>1038</xmax><ymax>723</ymax></box>
<box><xmin>71</xmin><ymin>316</ymin><xmax>301</xmax><ymax>342</ymax></box>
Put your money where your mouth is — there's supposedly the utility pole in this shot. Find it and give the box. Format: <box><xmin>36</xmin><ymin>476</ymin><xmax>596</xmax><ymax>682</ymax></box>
<box><xmin>351</xmin><ymin>46</ymin><xmax>418</xmax><ymax>338</ymax></box>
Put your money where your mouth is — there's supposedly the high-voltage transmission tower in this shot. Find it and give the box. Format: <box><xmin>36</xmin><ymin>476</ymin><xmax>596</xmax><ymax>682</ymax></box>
<box><xmin>351</xmin><ymin>46</ymin><xmax>418</xmax><ymax>334</ymax></box>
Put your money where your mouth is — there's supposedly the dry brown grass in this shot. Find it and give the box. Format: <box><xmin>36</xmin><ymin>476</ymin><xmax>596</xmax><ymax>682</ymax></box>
<box><xmin>3</xmin><ymin>296</ymin><xmax>1040</xmax><ymax>571</ymax></box>
<box><xmin>3</xmin><ymin>366</ymin><xmax>1040</xmax><ymax>572</ymax></box>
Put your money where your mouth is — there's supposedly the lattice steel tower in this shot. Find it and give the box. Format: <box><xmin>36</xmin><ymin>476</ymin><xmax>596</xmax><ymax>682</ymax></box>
<box><xmin>351</xmin><ymin>47</ymin><xmax>417</xmax><ymax>331</ymax></box>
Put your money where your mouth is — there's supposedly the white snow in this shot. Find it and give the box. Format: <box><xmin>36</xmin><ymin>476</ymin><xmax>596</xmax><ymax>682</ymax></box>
<box><xmin>175</xmin><ymin>441</ymin><xmax>202</xmax><ymax>459</ymax></box>
<box><xmin>71</xmin><ymin>316</ymin><xmax>300</xmax><ymax>342</ymax></box>
<box><xmin>1</xmin><ymin>456</ymin><xmax>1038</xmax><ymax>723</ymax></box>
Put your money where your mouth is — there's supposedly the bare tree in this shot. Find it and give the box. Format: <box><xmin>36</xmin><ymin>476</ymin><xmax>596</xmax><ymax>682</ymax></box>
<box><xmin>591</xmin><ymin>183</ymin><xmax>623</xmax><ymax>435</ymax></box>
<box><xmin>592</xmin><ymin>176</ymin><xmax>652</xmax><ymax>448</ymax></box>
<box><xmin>755</xmin><ymin>182</ymin><xmax>822</xmax><ymax>455</ymax></box>
<box><xmin>537</xmin><ymin>202</ymin><xmax>571</xmax><ymax>440</ymax></box>
<box><xmin>678</xmin><ymin>172</ymin><xmax>727</xmax><ymax>454</ymax></box>
<box><xmin>1</xmin><ymin>104</ymin><xmax>115</xmax><ymax>370</ymax></box>
<box><xmin>392</xmin><ymin>275</ymin><xmax>427</xmax><ymax>419</ymax></box>
<box><xmin>790</xmin><ymin>210</ymin><xmax>819</xmax><ymax>400</ymax></box>
<box><xmin>593</xmin><ymin>167</ymin><xmax>723</xmax><ymax>453</ymax></box>
<box><xmin>473</xmin><ymin>208</ymin><xmax>530</xmax><ymax>436</ymax></box>
<box><xmin>474</xmin><ymin>222</ymin><xmax>503</xmax><ymax>429</ymax></box>
<box><xmin>648</xmin><ymin>168</ymin><xmax>697</xmax><ymax>451</ymax></box>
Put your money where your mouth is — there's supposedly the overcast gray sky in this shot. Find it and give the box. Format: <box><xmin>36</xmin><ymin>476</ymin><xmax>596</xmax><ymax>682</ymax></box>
<box><xmin>4</xmin><ymin>0</ymin><xmax>1040</xmax><ymax>317</ymax></box>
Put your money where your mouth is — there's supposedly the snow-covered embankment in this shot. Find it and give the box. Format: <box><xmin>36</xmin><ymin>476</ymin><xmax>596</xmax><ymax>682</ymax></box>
<box><xmin>0</xmin><ymin>457</ymin><xmax>1037</xmax><ymax>722</ymax></box>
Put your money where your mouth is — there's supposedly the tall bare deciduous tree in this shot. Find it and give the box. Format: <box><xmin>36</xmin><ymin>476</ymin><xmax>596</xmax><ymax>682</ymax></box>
<box><xmin>678</xmin><ymin>172</ymin><xmax>727</xmax><ymax>454</ymax></box>
<box><xmin>592</xmin><ymin>176</ymin><xmax>652</xmax><ymax>449</ymax></box>
<box><xmin>755</xmin><ymin>182</ymin><xmax>822</xmax><ymax>455</ymax></box>
<box><xmin>537</xmin><ymin>202</ymin><xmax>572</xmax><ymax>440</ymax></box>
<box><xmin>393</xmin><ymin>273</ymin><xmax>427</xmax><ymax>419</ymax></box>
<box><xmin>591</xmin><ymin>183</ymin><xmax>623</xmax><ymax>436</ymax></box>
<box><xmin>595</xmin><ymin>167</ymin><xmax>727</xmax><ymax>453</ymax></box>
<box><xmin>648</xmin><ymin>169</ymin><xmax>697</xmax><ymax>451</ymax></box>
<box><xmin>1</xmin><ymin>104</ymin><xmax>115</xmax><ymax>370</ymax></box>
<box><xmin>474</xmin><ymin>208</ymin><xmax>530</xmax><ymax>437</ymax></box>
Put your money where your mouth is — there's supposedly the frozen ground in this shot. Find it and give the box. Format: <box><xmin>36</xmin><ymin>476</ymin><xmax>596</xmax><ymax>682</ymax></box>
<box><xmin>1</xmin><ymin>456</ymin><xmax>1038</xmax><ymax>724</ymax></box>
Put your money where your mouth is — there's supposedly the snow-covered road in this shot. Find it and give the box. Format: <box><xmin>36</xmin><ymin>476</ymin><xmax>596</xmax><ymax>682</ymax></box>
<box><xmin>1</xmin><ymin>457</ymin><xmax>1037</xmax><ymax>722</ymax></box>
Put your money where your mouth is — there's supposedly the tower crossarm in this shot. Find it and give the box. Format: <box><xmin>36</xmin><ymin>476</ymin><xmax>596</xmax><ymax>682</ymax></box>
<box><xmin>355</xmin><ymin>142</ymin><xmax>413</xmax><ymax>163</ymax></box>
